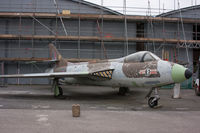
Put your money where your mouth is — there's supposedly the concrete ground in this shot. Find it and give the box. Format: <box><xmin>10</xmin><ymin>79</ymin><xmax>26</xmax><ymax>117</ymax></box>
<box><xmin>0</xmin><ymin>85</ymin><xmax>200</xmax><ymax>133</ymax></box>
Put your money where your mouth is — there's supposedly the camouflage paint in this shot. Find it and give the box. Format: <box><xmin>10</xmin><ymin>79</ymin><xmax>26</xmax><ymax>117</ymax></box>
<box><xmin>87</xmin><ymin>61</ymin><xmax>111</xmax><ymax>73</ymax></box>
<box><xmin>54</xmin><ymin>66</ymin><xmax>66</xmax><ymax>72</ymax></box>
<box><xmin>49</xmin><ymin>43</ymin><xmax>68</xmax><ymax>69</ymax></box>
<box><xmin>122</xmin><ymin>61</ymin><xmax>160</xmax><ymax>78</ymax></box>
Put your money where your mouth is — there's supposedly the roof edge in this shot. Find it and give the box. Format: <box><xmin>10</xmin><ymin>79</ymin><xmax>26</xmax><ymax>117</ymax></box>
<box><xmin>157</xmin><ymin>5</ymin><xmax>200</xmax><ymax>17</ymax></box>
<box><xmin>72</xmin><ymin>0</ymin><xmax>122</xmax><ymax>15</ymax></box>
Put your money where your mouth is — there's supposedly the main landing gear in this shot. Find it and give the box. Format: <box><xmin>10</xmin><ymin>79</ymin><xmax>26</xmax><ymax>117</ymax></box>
<box><xmin>118</xmin><ymin>87</ymin><xmax>129</xmax><ymax>96</ymax></box>
<box><xmin>145</xmin><ymin>88</ymin><xmax>160</xmax><ymax>108</ymax></box>
<box><xmin>52</xmin><ymin>78</ymin><xmax>64</xmax><ymax>98</ymax></box>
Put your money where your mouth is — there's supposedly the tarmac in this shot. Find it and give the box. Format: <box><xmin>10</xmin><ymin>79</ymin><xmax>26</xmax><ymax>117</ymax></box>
<box><xmin>0</xmin><ymin>85</ymin><xmax>200</xmax><ymax>133</ymax></box>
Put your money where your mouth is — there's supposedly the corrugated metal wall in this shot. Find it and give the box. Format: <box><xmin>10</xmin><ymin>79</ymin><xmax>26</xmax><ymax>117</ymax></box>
<box><xmin>0</xmin><ymin>0</ymin><xmax>114</xmax><ymax>14</ymax></box>
<box><xmin>0</xmin><ymin>0</ymin><xmax>197</xmax><ymax>88</ymax></box>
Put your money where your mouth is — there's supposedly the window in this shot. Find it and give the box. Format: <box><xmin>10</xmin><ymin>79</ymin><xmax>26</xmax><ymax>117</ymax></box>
<box><xmin>124</xmin><ymin>52</ymin><xmax>158</xmax><ymax>63</ymax></box>
<box><xmin>142</xmin><ymin>53</ymin><xmax>155</xmax><ymax>62</ymax></box>
<box><xmin>124</xmin><ymin>52</ymin><xmax>146</xmax><ymax>63</ymax></box>
<box><xmin>193</xmin><ymin>24</ymin><xmax>200</xmax><ymax>40</ymax></box>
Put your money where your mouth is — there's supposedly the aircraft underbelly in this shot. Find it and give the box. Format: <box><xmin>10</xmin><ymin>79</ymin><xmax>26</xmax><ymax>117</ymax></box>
<box><xmin>63</xmin><ymin>76</ymin><xmax>163</xmax><ymax>88</ymax></box>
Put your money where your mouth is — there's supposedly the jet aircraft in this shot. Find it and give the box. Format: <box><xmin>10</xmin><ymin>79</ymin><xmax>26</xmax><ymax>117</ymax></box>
<box><xmin>0</xmin><ymin>44</ymin><xmax>192</xmax><ymax>108</ymax></box>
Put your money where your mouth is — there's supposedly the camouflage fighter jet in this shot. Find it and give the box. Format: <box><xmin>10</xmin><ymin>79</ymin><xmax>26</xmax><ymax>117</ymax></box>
<box><xmin>0</xmin><ymin>44</ymin><xmax>192</xmax><ymax>108</ymax></box>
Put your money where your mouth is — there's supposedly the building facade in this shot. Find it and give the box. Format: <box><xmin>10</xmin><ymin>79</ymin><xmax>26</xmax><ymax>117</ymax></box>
<box><xmin>0</xmin><ymin>0</ymin><xmax>199</xmax><ymax>88</ymax></box>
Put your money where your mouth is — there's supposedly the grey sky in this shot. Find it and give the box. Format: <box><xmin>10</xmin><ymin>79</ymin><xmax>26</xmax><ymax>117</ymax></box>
<box><xmin>85</xmin><ymin>0</ymin><xmax>200</xmax><ymax>15</ymax></box>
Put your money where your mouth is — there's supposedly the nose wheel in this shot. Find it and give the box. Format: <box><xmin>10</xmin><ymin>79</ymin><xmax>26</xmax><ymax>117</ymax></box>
<box><xmin>148</xmin><ymin>97</ymin><xmax>159</xmax><ymax>108</ymax></box>
<box><xmin>146</xmin><ymin>88</ymin><xmax>160</xmax><ymax>108</ymax></box>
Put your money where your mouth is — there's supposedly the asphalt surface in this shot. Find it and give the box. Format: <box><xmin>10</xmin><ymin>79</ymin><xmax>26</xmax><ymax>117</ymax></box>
<box><xmin>0</xmin><ymin>85</ymin><xmax>200</xmax><ymax>133</ymax></box>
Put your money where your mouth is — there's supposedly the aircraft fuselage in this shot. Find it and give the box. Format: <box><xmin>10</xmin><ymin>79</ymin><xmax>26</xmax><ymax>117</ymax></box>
<box><xmin>60</xmin><ymin>59</ymin><xmax>189</xmax><ymax>89</ymax></box>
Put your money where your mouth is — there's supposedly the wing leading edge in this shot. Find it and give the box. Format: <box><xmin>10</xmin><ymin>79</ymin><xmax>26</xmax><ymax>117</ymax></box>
<box><xmin>0</xmin><ymin>72</ymin><xmax>89</xmax><ymax>78</ymax></box>
<box><xmin>0</xmin><ymin>69</ymin><xmax>114</xmax><ymax>79</ymax></box>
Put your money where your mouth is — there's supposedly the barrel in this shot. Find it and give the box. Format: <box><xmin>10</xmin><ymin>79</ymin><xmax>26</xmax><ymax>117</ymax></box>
<box><xmin>72</xmin><ymin>104</ymin><xmax>80</xmax><ymax>117</ymax></box>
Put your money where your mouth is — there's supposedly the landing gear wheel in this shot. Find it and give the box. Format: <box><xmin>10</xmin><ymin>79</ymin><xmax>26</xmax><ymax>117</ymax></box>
<box><xmin>52</xmin><ymin>78</ymin><xmax>64</xmax><ymax>99</ymax></box>
<box><xmin>54</xmin><ymin>86</ymin><xmax>65</xmax><ymax>99</ymax></box>
<box><xmin>194</xmin><ymin>84</ymin><xmax>200</xmax><ymax>96</ymax></box>
<box><xmin>146</xmin><ymin>88</ymin><xmax>160</xmax><ymax>108</ymax></box>
<box><xmin>148</xmin><ymin>97</ymin><xmax>158</xmax><ymax>108</ymax></box>
<box><xmin>118</xmin><ymin>87</ymin><xmax>129</xmax><ymax>96</ymax></box>
<box><xmin>54</xmin><ymin>86</ymin><xmax>63</xmax><ymax>97</ymax></box>
<box><xmin>58</xmin><ymin>87</ymin><xmax>63</xmax><ymax>96</ymax></box>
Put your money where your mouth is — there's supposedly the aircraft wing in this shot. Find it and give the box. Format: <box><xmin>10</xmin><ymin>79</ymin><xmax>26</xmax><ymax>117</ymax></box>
<box><xmin>0</xmin><ymin>72</ymin><xmax>89</xmax><ymax>78</ymax></box>
<box><xmin>25</xmin><ymin>59</ymin><xmax>59</xmax><ymax>64</ymax></box>
<box><xmin>0</xmin><ymin>68</ymin><xmax>114</xmax><ymax>80</ymax></box>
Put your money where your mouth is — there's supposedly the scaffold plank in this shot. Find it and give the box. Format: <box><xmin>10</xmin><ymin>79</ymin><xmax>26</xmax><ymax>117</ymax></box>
<box><xmin>0</xmin><ymin>34</ymin><xmax>199</xmax><ymax>44</ymax></box>
<box><xmin>0</xmin><ymin>12</ymin><xmax>199</xmax><ymax>23</ymax></box>
<box><xmin>0</xmin><ymin>57</ymin><xmax>98</xmax><ymax>62</ymax></box>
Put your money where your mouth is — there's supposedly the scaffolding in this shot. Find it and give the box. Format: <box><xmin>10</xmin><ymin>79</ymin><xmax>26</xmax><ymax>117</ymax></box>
<box><xmin>0</xmin><ymin>8</ymin><xmax>199</xmax><ymax>61</ymax></box>
<box><xmin>0</xmin><ymin>0</ymin><xmax>199</xmax><ymax>87</ymax></box>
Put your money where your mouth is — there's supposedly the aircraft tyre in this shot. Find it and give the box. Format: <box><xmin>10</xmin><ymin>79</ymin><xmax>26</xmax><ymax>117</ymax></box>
<box><xmin>194</xmin><ymin>84</ymin><xmax>200</xmax><ymax>96</ymax></box>
<box><xmin>53</xmin><ymin>78</ymin><xmax>64</xmax><ymax>98</ymax></box>
<box><xmin>118</xmin><ymin>87</ymin><xmax>129</xmax><ymax>95</ymax></box>
<box><xmin>58</xmin><ymin>87</ymin><xmax>63</xmax><ymax>96</ymax></box>
<box><xmin>53</xmin><ymin>85</ymin><xmax>64</xmax><ymax>97</ymax></box>
<box><xmin>148</xmin><ymin>97</ymin><xmax>158</xmax><ymax>108</ymax></box>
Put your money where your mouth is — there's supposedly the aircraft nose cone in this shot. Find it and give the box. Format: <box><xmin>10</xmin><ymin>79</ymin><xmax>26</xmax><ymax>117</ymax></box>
<box><xmin>171</xmin><ymin>64</ymin><xmax>188</xmax><ymax>83</ymax></box>
<box><xmin>185</xmin><ymin>69</ymin><xmax>192</xmax><ymax>79</ymax></box>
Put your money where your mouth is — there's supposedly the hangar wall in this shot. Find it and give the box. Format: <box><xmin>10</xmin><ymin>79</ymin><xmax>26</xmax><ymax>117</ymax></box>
<box><xmin>0</xmin><ymin>15</ymin><xmax>137</xmax><ymax>84</ymax></box>
<box><xmin>0</xmin><ymin>0</ymin><xmax>199</xmax><ymax>88</ymax></box>
<box><xmin>158</xmin><ymin>5</ymin><xmax>200</xmax><ymax>19</ymax></box>
<box><xmin>0</xmin><ymin>0</ymin><xmax>115</xmax><ymax>14</ymax></box>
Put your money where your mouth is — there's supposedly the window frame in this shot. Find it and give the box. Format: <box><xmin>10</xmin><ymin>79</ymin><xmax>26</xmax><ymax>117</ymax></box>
<box><xmin>140</xmin><ymin>53</ymin><xmax>156</xmax><ymax>62</ymax></box>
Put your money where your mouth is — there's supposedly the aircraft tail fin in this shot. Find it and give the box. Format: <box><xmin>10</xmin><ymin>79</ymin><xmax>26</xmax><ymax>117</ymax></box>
<box><xmin>49</xmin><ymin>43</ymin><xmax>63</xmax><ymax>61</ymax></box>
<box><xmin>49</xmin><ymin>43</ymin><xmax>67</xmax><ymax>67</ymax></box>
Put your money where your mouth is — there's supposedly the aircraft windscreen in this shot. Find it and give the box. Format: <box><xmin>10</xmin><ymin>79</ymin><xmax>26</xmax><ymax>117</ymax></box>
<box><xmin>124</xmin><ymin>51</ymin><xmax>146</xmax><ymax>63</ymax></box>
<box><xmin>124</xmin><ymin>51</ymin><xmax>160</xmax><ymax>63</ymax></box>
<box><xmin>143</xmin><ymin>53</ymin><xmax>155</xmax><ymax>62</ymax></box>
<box><xmin>149</xmin><ymin>53</ymin><xmax>161</xmax><ymax>60</ymax></box>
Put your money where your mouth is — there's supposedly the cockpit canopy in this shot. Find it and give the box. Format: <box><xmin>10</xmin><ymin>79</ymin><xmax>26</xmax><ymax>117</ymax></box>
<box><xmin>124</xmin><ymin>51</ymin><xmax>160</xmax><ymax>63</ymax></box>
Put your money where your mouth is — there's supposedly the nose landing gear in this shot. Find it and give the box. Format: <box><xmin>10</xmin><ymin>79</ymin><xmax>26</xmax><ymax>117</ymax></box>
<box><xmin>146</xmin><ymin>88</ymin><xmax>160</xmax><ymax>108</ymax></box>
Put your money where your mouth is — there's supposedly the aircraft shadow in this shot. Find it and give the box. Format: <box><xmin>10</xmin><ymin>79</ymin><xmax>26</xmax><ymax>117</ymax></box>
<box><xmin>0</xmin><ymin>89</ymin><xmax>144</xmax><ymax>102</ymax></box>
